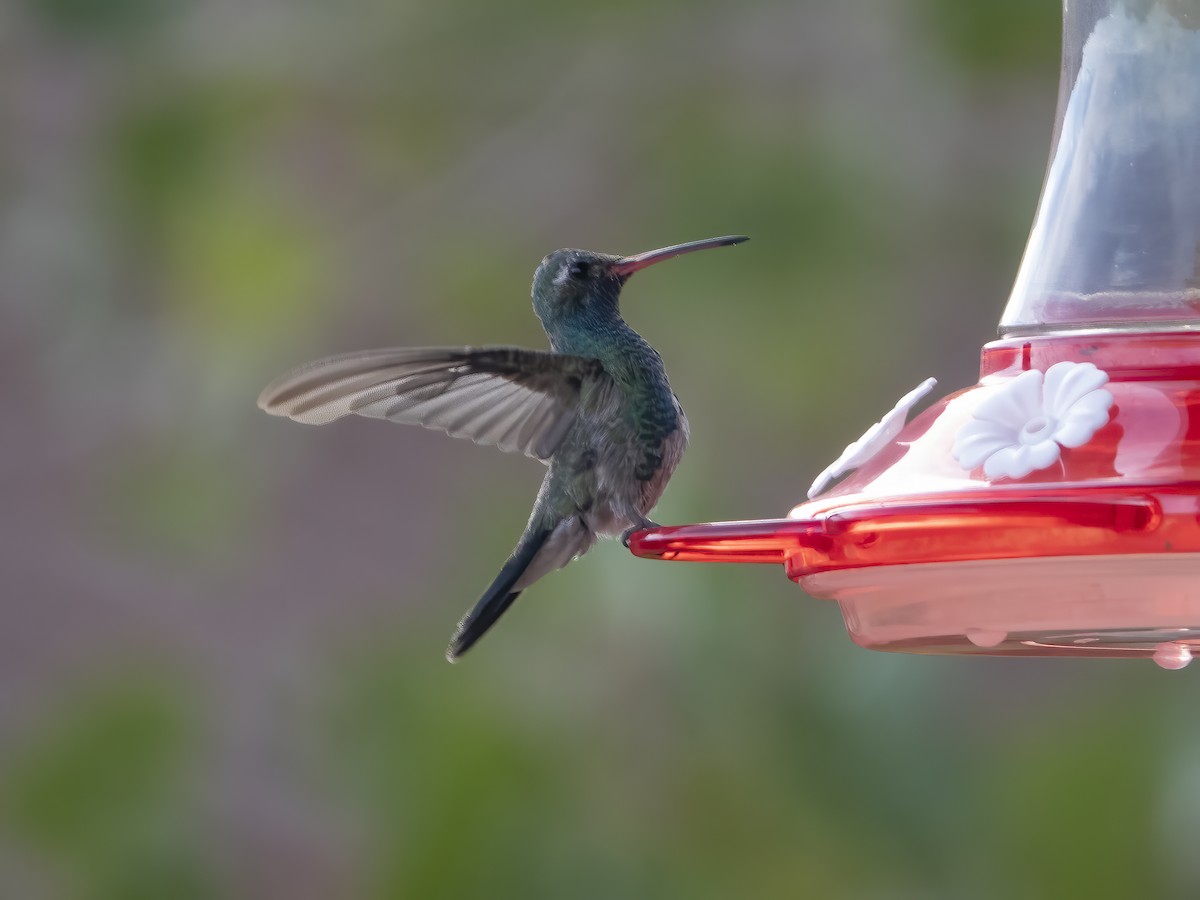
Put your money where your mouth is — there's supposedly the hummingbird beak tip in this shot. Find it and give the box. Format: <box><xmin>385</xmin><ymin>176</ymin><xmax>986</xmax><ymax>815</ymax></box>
<box><xmin>610</xmin><ymin>234</ymin><xmax>749</xmax><ymax>278</ymax></box>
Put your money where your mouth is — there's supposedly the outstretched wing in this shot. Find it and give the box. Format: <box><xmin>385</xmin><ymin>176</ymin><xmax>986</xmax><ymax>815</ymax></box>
<box><xmin>257</xmin><ymin>346</ymin><xmax>609</xmax><ymax>460</ymax></box>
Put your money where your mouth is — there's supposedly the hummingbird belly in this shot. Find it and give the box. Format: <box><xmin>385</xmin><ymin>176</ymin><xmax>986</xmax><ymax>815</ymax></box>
<box><xmin>568</xmin><ymin>403</ymin><xmax>689</xmax><ymax>537</ymax></box>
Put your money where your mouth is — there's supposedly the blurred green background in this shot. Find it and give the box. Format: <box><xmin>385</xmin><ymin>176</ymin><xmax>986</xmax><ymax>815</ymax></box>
<box><xmin>5</xmin><ymin>0</ymin><xmax>1199</xmax><ymax>897</ymax></box>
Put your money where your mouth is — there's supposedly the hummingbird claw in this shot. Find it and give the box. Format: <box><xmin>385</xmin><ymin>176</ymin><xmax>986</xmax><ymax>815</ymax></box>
<box><xmin>621</xmin><ymin>520</ymin><xmax>659</xmax><ymax>548</ymax></box>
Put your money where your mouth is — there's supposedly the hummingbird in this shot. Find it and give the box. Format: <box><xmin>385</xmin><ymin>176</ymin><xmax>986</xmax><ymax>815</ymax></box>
<box><xmin>258</xmin><ymin>235</ymin><xmax>747</xmax><ymax>660</ymax></box>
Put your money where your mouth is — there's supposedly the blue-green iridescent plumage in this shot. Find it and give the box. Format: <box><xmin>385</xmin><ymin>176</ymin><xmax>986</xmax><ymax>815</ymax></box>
<box><xmin>535</xmin><ymin>250</ymin><xmax>684</xmax><ymax>487</ymax></box>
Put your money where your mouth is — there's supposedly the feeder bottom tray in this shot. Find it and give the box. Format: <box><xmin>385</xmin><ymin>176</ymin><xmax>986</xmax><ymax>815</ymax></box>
<box><xmin>807</xmin><ymin>554</ymin><xmax>1200</xmax><ymax>666</ymax></box>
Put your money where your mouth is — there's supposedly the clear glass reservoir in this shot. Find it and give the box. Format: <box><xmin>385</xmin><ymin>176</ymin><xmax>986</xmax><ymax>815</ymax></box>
<box><xmin>1002</xmin><ymin>0</ymin><xmax>1200</xmax><ymax>335</ymax></box>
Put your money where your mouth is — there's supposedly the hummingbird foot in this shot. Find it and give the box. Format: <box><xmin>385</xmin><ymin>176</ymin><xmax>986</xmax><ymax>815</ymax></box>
<box><xmin>621</xmin><ymin>520</ymin><xmax>659</xmax><ymax>548</ymax></box>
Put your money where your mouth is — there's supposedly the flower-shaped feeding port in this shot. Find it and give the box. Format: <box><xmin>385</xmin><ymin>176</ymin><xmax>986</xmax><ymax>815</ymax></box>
<box><xmin>952</xmin><ymin>362</ymin><xmax>1113</xmax><ymax>480</ymax></box>
<box><xmin>628</xmin><ymin>0</ymin><xmax>1200</xmax><ymax>668</ymax></box>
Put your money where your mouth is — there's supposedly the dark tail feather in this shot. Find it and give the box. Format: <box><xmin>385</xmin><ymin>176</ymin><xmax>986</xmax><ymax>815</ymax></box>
<box><xmin>446</xmin><ymin>528</ymin><xmax>551</xmax><ymax>661</ymax></box>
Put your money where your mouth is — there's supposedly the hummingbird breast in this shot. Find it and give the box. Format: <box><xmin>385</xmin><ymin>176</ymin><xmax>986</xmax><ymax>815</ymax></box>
<box><xmin>554</xmin><ymin>341</ymin><xmax>688</xmax><ymax>536</ymax></box>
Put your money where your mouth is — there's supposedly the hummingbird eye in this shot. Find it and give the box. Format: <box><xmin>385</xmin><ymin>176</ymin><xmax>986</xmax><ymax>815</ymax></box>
<box><xmin>567</xmin><ymin>261</ymin><xmax>591</xmax><ymax>280</ymax></box>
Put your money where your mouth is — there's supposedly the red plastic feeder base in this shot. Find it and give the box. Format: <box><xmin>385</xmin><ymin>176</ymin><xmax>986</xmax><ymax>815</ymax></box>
<box><xmin>629</xmin><ymin>333</ymin><xmax>1200</xmax><ymax>667</ymax></box>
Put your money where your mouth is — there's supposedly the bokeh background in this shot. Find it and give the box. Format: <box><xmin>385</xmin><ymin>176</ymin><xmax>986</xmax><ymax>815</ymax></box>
<box><xmin>5</xmin><ymin>0</ymin><xmax>1200</xmax><ymax>897</ymax></box>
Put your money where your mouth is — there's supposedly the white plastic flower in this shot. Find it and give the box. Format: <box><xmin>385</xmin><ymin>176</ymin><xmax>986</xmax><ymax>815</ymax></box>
<box><xmin>808</xmin><ymin>377</ymin><xmax>938</xmax><ymax>499</ymax></box>
<box><xmin>952</xmin><ymin>361</ymin><xmax>1113</xmax><ymax>479</ymax></box>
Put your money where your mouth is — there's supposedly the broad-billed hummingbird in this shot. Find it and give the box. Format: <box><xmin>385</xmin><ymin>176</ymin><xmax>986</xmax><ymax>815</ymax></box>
<box><xmin>258</xmin><ymin>235</ymin><xmax>747</xmax><ymax>660</ymax></box>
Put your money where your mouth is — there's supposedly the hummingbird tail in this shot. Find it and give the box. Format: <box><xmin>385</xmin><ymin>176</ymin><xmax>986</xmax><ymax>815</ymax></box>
<box><xmin>446</xmin><ymin>515</ymin><xmax>597</xmax><ymax>661</ymax></box>
<box><xmin>446</xmin><ymin>527</ymin><xmax>553</xmax><ymax>662</ymax></box>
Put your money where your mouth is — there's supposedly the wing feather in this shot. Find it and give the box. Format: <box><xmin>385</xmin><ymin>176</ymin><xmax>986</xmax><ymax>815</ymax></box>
<box><xmin>258</xmin><ymin>346</ymin><xmax>610</xmax><ymax>460</ymax></box>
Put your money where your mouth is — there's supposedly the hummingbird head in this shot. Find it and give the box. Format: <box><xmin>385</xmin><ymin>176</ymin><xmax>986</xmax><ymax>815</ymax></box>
<box><xmin>530</xmin><ymin>235</ymin><xmax>748</xmax><ymax>336</ymax></box>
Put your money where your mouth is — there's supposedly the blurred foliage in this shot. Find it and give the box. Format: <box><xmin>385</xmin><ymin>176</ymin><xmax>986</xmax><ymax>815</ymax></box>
<box><xmin>0</xmin><ymin>678</ymin><xmax>211</xmax><ymax>899</ymax></box>
<box><xmin>4</xmin><ymin>0</ymin><xmax>1195</xmax><ymax>898</ymax></box>
<box><xmin>921</xmin><ymin>0</ymin><xmax>1062</xmax><ymax>75</ymax></box>
<box><xmin>25</xmin><ymin>0</ymin><xmax>180</xmax><ymax>41</ymax></box>
<box><xmin>95</xmin><ymin>441</ymin><xmax>251</xmax><ymax>564</ymax></box>
<box><xmin>982</xmin><ymin>699</ymin><xmax>1164</xmax><ymax>899</ymax></box>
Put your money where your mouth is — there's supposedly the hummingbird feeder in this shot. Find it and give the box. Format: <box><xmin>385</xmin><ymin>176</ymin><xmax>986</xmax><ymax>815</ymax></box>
<box><xmin>629</xmin><ymin>0</ymin><xmax>1200</xmax><ymax>668</ymax></box>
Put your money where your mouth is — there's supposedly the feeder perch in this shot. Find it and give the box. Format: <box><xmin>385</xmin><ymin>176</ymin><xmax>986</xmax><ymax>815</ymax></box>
<box><xmin>629</xmin><ymin>0</ymin><xmax>1200</xmax><ymax>667</ymax></box>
